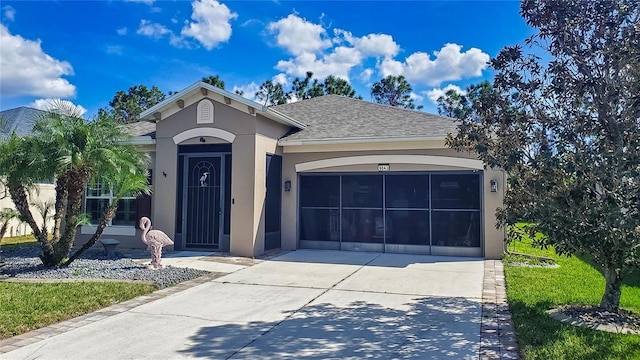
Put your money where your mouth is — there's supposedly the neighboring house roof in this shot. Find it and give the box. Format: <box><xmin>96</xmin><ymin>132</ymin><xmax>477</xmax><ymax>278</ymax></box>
<box><xmin>138</xmin><ymin>81</ymin><xmax>306</xmax><ymax>129</ymax></box>
<box><xmin>273</xmin><ymin>95</ymin><xmax>458</xmax><ymax>145</ymax></box>
<box><xmin>125</xmin><ymin>120</ymin><xmax>157</xmax><ymax>138</ymax></box>
<box><xmin>0</xmin><ymin>107</ymin><xmax>46</xmax><ymax>137</ymax></box>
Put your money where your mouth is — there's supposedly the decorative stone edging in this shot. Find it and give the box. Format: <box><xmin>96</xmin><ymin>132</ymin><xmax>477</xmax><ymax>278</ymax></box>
<box><xmin>480</xmin><ymin>260</ymin><xmax>520</xmax><ymax>360</ymax></box>
<box><xmin>547</xmin><ymin>308</ymin><xmax>640</xmax><ymax>335</ymax></box>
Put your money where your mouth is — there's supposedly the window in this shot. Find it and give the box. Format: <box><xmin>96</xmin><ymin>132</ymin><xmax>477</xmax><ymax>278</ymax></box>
<box><xmin>85</xmin><ymin>179</ymin><xmax>137</xmax><ymax>226</ymax></box>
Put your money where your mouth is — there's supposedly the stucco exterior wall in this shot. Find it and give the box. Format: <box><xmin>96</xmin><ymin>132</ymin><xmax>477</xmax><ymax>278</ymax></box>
<box><xmin>0</xmin><ymin>183</ymin><xmax>56</xmax><ymax>239</ymax></box>
<box><xmin>281</xmin><ymin>147</ymin><xmax>505</xmax><ymax>259</ymax></box>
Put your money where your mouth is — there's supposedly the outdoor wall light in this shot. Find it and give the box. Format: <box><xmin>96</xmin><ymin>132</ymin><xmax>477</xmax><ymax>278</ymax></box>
<box><xmin>284</xmin><ymin>180</ymin><xmax>292</xmax><ymax>192</ymax></box>
<box><xmin>199</xmin><ymin>137</ymin><xmax>206</xmax><ymax>142</ymax></box>
<box><xmin>490</xmin><ymin>179</ymin><xmax>498</xmax><ymax>193</ymax></box>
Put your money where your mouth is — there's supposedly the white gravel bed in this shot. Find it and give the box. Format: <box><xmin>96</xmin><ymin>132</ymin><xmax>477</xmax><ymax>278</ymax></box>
<box><xmin>0</xmin><ymin>245</ymin><xmax>209</xmax><ymax>288</ymax></box>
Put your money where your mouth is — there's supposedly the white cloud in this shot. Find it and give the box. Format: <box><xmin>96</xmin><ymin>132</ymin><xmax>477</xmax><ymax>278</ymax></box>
<box><xmin>379</xmin><ymin>43</ymin><xmax>489</xmax><ymax>86</ymax></box>
<box><xmin>137</xmin><ymin>19</ymin><xmax>171</xmax><ymax>39</ymax></box>
<box><xmin>272</xmin><ymin>73</ymin><xmax>288</xmax><ymax>85</ymax></box>
<box><xmin>117</xmin><ymin>27</ymin><xmax>127</xmax><ymax>35</ymax></box>
<box><xmin>334</xmin><ymin>29</ymin><xmax>399</xmax><ymax>58</ymax></box>
<box><xmin>3</xmin><ymin>5</ymin><xmax>15</xmax><ymax>21</ymax></box>
<box><xmin>232</xmin><ymin>82</ymin><xmax>261</xmax><ymax>101</ymax></box>
<box><xmin>124</xmin><ymin>0</ymin><xmax>154</xmax><ymax>5</ymax></box>
<box><xmin>359</xmin><ymin>68</ymin><xmax>373</xmax><ymax>83</ymax></box>
<box><xmin>267</xmin><ymin>14</ymin><xmax>332</xmax><ymax>56</ymax></box>
<box><xmin>425</xmin><ymin>84</ymin><xmax>466</xmax><ymax>104</ymax></box>
<box><xmin>0</xmin><ymin>24</ymin><xmax>75</xmax><ymax>98</ymax></box>
<box><xmin>30</xmin><ymin>98</ymin><xmax>87</xmax><ymax>116</ymax></box>
<box><xmin>275</xmin><ymin>46</ymin><xmax>360</xmax><ymax>80</ymax></box>
<box><xmin>410</xmin><ymin>92</ymin><xmax>424</xmax><ymax>103</ymax></box>
<box><xmin>181</xmin><ymin>0</ymin><xmax>237</xmax><ymax>50</ymax></box>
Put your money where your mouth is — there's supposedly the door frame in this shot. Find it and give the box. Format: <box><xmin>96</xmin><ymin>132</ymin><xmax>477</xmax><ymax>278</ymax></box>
<box><xmin>180</xmin><ymin>153</ymin><xmax>226</xmax><ymax>250</ymax></box>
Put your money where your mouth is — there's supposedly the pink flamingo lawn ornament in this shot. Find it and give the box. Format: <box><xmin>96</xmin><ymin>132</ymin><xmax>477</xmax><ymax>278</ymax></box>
<box><xmin>139</xmin><ymin>217</ymin><xmax>174</xmax><ymax>269</ymax></box>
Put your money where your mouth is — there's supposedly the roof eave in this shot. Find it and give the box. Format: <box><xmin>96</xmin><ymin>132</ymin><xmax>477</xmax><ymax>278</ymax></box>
<box><xmin>278</xmin><ymin>135</ymin><xmax>450</xmax><ymax>146</ymax></box>
<box><xmin>138</xmin><ymin>81</ymin><xmax>306</xmax><ymax>129</ymax></box>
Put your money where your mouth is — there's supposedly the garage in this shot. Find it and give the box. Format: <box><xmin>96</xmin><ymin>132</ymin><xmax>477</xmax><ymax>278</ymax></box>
<box><xmin>298</xmin><ymin>171</ymin><xmax>483</xmax><ymax>256</ymax></box>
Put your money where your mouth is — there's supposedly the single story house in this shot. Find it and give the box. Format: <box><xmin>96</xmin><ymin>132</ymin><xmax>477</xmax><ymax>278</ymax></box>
<box><xmin>75</xmin><ymin>81</ymin><xmax>506</xmax><ymax>259</ymax></box>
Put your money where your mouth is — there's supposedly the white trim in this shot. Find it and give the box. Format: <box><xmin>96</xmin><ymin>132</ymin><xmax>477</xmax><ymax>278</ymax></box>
<box><xmin>138</xmin><ymin>81</ymin><xmax>306</xmax><ymax>128</ymax></box>
<box><xmin>280</xmin><ymin>135</ymin><xmax>447</xmax><ymax>146</ymax></box>
<box><xmin>197</xmin><ymin>99</ymin><xmax>214</xmax><ymax>124</ymax></box>
<box><xmin>172</xmin><ymin>128</ymin><xmax>236</xmax><ymax>144</ymax></box>
<box><xmin>295</xmin><ymin>155</ymin><xmax>484</xmax><ymax>172</ymax></box>
<box><xmin>80</xmin><ymin>225</ymin><xmax>136</xmax><ymax>236</ymax></box>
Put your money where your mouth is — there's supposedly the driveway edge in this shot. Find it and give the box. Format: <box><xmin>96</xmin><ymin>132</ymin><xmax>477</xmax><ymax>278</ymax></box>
<box><xmin>481</xmin><ymin>260</ymin><xmax>520</xmax><ymax>360</ymax></box>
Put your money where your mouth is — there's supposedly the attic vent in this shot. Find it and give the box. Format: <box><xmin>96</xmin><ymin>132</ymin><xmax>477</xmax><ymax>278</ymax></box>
<box><xmin>197</xmin><ymin>99</ymin><xmax>214</xmax><ymax>124</ymax></box>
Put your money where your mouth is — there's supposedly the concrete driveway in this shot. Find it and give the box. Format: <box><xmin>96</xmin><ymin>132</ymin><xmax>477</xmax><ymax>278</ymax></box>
<box><xmin>3</xmin><ymin>250</ymin><xmax>489</xmax><ymax>359</ymax></box>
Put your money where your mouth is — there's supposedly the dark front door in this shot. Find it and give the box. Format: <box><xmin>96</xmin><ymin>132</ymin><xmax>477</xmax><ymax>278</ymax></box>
<box><xmin>184</xmin><ymin>156</ymin><xmax>221</xmax><ymax>248</ymax></box>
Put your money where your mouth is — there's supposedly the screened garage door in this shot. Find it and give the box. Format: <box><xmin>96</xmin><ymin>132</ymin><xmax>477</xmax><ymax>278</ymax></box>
<box><xmin>298</xmin><ymin>172</ymin><xmax>482</xmax><ymax>256</ymax></box>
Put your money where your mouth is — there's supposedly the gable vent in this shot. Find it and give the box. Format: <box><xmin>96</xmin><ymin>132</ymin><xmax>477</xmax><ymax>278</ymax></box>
<box><xmin>197</xmin><ymin>99</ymin><xmax>214</xmax><ymax>124</ymax></box>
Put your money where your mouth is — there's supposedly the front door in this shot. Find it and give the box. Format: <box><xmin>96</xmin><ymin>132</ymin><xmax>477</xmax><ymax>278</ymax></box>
<box><xmin>183</xmin><ymin>156</ymin><xmax>221</xmax><ymax>248</ymax></box>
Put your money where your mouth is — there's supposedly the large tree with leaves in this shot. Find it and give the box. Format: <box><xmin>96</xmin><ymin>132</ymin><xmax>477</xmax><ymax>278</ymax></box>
<box><xmin>447</xmin><ymin>0</ymin><xmax>640</xmax><ymax>313</ymax></box>
<box><xmin>102</xmin><ymin>85</ymin><xmax>166</xmax><ymax>124</ymax></box>
<box><xmin>0</xmin><ymin>102</ymin><xmax>149</xmax><ymax>266</ymax></box>
<box><xmin>370</xmin><ymin>75</ymin><xmax>422</xmax><ymax>110</ymax></box>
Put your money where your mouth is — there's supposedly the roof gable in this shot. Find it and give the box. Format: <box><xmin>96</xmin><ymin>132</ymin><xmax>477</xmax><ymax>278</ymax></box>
<box><xmin>138</xmin><ymin>81</ymin><xmax>305</xmax><ymax>129</ymax></box>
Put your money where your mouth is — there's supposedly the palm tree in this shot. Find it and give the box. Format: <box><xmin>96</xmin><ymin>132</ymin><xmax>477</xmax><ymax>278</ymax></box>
<box><xmin>0</xmin><ymin>101</ymin><xmax>150</xmax><ymax>266</ymax></box>
<box><xmin>0</xmin><ymin>208</ymin><xmax>19</xmax><ymax>242</ymax></box>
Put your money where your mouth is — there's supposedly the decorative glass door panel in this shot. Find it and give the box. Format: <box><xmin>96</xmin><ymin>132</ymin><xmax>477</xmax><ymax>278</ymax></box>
<box><xmin>184</xmin><ymin>157</ymin><xmax>221</xmax><ymax>248</ymax></box>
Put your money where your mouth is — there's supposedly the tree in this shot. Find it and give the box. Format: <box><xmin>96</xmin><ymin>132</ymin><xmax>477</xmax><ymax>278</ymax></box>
<box><xmin>323</xmin><ymin>75</ymin><xmax>360</xmax><ymax>98</ymax></box>
<box><xmin>201</xmin><ymin>75</ymin><xmax>225</xmax><ymax>89</ymax></box>
<box><xmin>0</xmin><ymin>101</ymin><xmax>150</xmax><ymax>266</ymax></box>
<box><xmin>371</xmin><ymin>75</ymin><xmax>422</xmax><ymax>110</ymax></box>
<box><xmin>446</xmin><ymin>0</ymin><xmax>640</xmax><ymax>313</ymax></box>
<box><xmin>0</xmin><ymin>208</ymin><xmax>19</xmax><ymax>242</ymax></box>
<box><xmin>103</xmin><ymin>85</ymin><xmax>166</xmax><ymax>124</ymax></box>
<box><xmin>255</xmin><ymin>80</ymin><xmax>289</xmax><ymax>105</ymax></box>
<box><xmin>437</xmin><ymin>89</ymin><xmax>471</xmax><ymax>119</ymax></box>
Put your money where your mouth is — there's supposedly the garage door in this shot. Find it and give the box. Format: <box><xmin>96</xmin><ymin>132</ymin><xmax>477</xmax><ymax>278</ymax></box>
<box><xmin>298</xmin><ymin>172</ymin><xmax>482</xmax><ymax>256</ymax></box>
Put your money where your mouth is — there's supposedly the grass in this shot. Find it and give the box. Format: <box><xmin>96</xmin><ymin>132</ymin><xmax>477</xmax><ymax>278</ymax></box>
<box><xmin>505</xmin><ymin>238</ymin><xmax>640</xmax><ymax>360</ymax></box>
<box><xmin>0</xmin><ymin>281</ymin><xmax>156</xmax><ymax>339</ymax></box>
<box><xmin>1</xmin><ymin>240</ymin><xmax>158</xmax><ymax>339</ymax></box>
<box><xmin>0</xmin><ymin>235</ymin><xmax>38</xmax><ymax>247</ymax></box>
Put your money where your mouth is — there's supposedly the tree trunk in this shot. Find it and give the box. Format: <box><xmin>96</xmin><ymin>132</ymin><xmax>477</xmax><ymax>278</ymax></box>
<box><xmin>50</xmin><ymin>171</ymin><xmax>87</xmax><ymax>265</ymax></box>
<box><xmin>599</xmin><ymin>266</ymin><xmax>623</xmax><ymax>313</ymax></box>
<box><xmin>64</xmin><ymin>205</ymin><xmax>116</xmax><ymax>266</ymax></box>
<box><xmin>0</xmin><ymin>221</ymin><xmax>8</xmax><ymax>241</ymax></box>
<box><xmin>8</xmin><ymin>184</ymin><xmax>54</xmax><ymax>259</ymax></box>
<box><xmin>52</xmin><ymin>174</ymin><xmax>68</xmax><ymax>241</ymax></box>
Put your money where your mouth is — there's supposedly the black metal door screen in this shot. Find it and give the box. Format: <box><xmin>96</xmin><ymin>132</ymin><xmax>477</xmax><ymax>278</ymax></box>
<box><xmin>184</xmin><ymin>156</ymin><xmax>221</xmax><ymax>248</ymax></box>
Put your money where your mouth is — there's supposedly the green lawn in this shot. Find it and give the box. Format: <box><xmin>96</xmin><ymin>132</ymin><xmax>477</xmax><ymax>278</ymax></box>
<box><xmin>0</xmin><ymin>235</ymin><xmax>38</xmax><ymax>247</ymax></box>
<box><xmin>1</xmin><ymin>239</ymin><xmax>157</xmax><ymax>339</ymax></box>
<box><xmin>505</xmin><ymin>239</ymin><xmax>640</xmax><ymax>360</ymax></box>
<box><xmin>0</xmin><ymin>281</ymin><xmax>156</xmax><ymax>339</ymax></box>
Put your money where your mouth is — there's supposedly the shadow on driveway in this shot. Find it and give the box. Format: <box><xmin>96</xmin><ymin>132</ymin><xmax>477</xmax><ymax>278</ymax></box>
<box><xmin>179</xmin><ymin>295</ymin><xmax>481</xmax><ymax>359</ymax></box>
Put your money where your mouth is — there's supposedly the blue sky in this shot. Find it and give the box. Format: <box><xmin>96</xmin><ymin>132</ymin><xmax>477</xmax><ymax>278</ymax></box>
<box><xmin>0</xmin><ymin>0</ymin><xmax>534</xmax><ymax>116</ymax></box>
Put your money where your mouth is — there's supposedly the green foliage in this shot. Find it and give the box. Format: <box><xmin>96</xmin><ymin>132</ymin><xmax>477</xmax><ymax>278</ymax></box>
<box><xmin>0</xmin><ymin>281</ymin><xmax>155</xmax><ymax>339</ymax></box>
<box><xmin>201</xmin><ymin>75</ymin><xmax>225</xmax><ymax>89</ymax></box>
<box><xmin>447</xmin><ymin>0</ymin><xmax>640</xmax><ymax>312</ymax></box>
<box><xmin>370</xmin><ymin>75</ymin><xmax>422</xmax><ymax>110</ymax></box>
<box><xmin>505</xmin><ymin>239</ymin><xmax>640</xmax><ymax>360</ymax></box>
<box><xmin>255</xmin><ymin>80</ymin><xmax>290</xmax><ymax>105</ymax></box>
<box><xmin>102</xmin><ymin>84</ymin><xmax>166</xmax><ymax>124</ymax></box>
<box><xmin>0</xmin><ymin>102</ymin><xmax>150</xmax><ymax>266</ymax></box>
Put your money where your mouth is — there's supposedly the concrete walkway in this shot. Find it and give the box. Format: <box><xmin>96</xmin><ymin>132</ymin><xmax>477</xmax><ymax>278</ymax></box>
<box><xmin>1</xmin><ymin>250</ymin><xmax>518</xmax><ymax>359</ymax></box>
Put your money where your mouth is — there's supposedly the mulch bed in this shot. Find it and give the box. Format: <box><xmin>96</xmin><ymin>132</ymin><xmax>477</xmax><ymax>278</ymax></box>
<box><xmin>547</xmin><ymin>305</ymin><xmax>640</xmax><ymax>334</ymax></box>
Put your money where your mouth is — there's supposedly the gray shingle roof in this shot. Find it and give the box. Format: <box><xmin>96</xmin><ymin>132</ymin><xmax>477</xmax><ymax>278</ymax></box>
<box><xmin>125</xmin><ymin>120</ymin><xmax>156</xmax><ymax>138</ymax></box>
<box><xmin>0</xmin><ymin>107</ymin><xmax>46</xmax><ymax>137</ymax></box>
<box><xmin>272</xmin><ymin>95</ymin><xmax>458</xmax><ymax>144</ymax></box>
